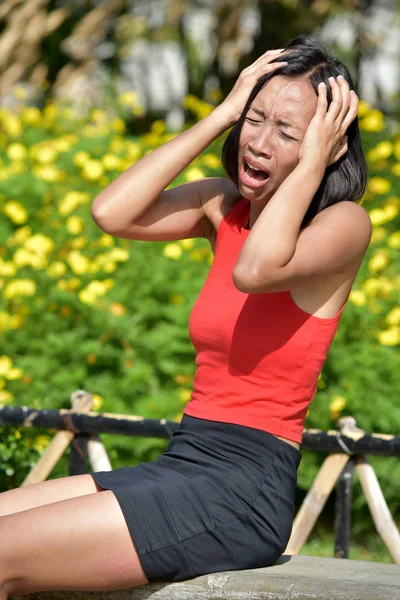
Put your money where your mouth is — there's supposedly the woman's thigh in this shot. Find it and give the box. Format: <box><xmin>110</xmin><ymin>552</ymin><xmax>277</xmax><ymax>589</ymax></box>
<box><xmin>0</xmin><ymin>474</ymin><xmax>103</xmax><ymax>516</ymax></box>
<box><xmin>1</xmin><ymin>489</ymin><xmax>149</xmax><ymax>597</ymax></box>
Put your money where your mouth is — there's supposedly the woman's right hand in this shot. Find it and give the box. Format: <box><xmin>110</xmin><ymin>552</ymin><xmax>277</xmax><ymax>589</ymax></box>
<box><xmin>218</xmin><ymin>49</ymin><xmax>288</xmax><ymax>126</ymax></box>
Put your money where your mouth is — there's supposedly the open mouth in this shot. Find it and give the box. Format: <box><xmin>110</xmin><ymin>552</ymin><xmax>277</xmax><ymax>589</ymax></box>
<box><xmin>240</xmin><ymin>158</ymin><xmax>270</xmax><ymax>188</ymax></box>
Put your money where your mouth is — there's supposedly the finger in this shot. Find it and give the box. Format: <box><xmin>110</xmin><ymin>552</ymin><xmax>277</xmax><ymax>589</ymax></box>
<box><xmin>341</xmin><ymin>90</ymin><xmax>359</xmax><ymax>129</ymax></box>
<box><xmin>336</xmin><ymin>75</ymin><xmax>351</xmax><ymax>123</ymax></box>
<box><xmin>248</xmin><ymin>59</ymin><xmax>288</xmax><ymax>77</ymax></box>
<box><xmin>315</xmin><ymin>81</ymin><xmax>328</xmax><ymax>116</ymax></box>
<box><xmin>248</xmin><ymin>49</ymin><xmax>287</xmax><ymax>72</ymax></box>
<box><xmin>327</xmin><ymin>76</ymin><xmax>342</xmax><ymax>121</ymax></box>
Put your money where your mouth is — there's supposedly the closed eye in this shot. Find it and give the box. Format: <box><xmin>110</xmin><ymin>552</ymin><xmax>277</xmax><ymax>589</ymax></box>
<box><xmin>245</xmin><ymin>118</ymin><xmax>261</xmax><ymax>124</ymax></box>
<box><xmin>279</xmin><ymin>131</ymin><xmax>296</xmax><ymax>141</ymax></box>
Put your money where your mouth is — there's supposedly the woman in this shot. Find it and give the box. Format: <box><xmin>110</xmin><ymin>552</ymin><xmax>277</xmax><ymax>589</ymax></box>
<box><xmin>0</xmin><ymin>35</ymin><xmax>371</xmax><ymax>596</ymax></box>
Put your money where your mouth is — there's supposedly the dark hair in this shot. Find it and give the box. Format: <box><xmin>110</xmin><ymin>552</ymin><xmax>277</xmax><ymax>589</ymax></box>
<box><xmin>221</xmin><ymin>34</ymin><xmax>368</xmax><ymax>229</ymax></box>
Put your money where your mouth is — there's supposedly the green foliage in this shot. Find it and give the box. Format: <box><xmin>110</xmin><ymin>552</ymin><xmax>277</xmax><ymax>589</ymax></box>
<box><xmin>0</xmin><ymin>97</ymin><xmax>399</xmax><ymax>552</ymax></box>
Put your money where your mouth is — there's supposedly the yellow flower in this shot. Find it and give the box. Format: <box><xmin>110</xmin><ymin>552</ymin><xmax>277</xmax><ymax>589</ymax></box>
<box><xmin>6</xmin><ymin>143</ymin><xmax>27</xmax><ymax>161</ymax></box>
<box><xmin>97</xmin><ymin>234</ymin><xmax>114</xmax><ymax>248</ymax></box>
<box><xmin>190</xmin><ymin>249</ymin><xmax>204</xmax><ymax>261</ymax></box>
<box><xmin>0</xmin><ymin>356</ymin><xmax>13</xmax><ymax>376</ymax></box>
<box><xmin>392</xmin><ymin>163</ymin><xmax>400</xmax><ymax>176</ymax></box>
<box><xmin>102</xmin><ymin>153</ymin><xmax>122</xmax><ymax>171</ymax></box>
<box><xmin>349</xmin><ymin>290</ymin><xmax>367</xmax><ymax>306</ymax></box>
<box><xmin>33</xmin><ymin>434</ymin><xmax>51</xmax><ymax>452</ymax></box>
<box><xmin>70</xmin><ymin>236</ymin><xmax>87</xmax><ymax>249</ymax></box>
<box><xmin>91</xmin><ymin>109</ymin><xmax>106</xmax><ymax>123</ymax></box>
<box><xmin>21</xmin><ymin>107</ymin><xmax>41</xmax><ymax>125</ymax></box>
<box><xmin>125</xmin><ymin>141</ymin><xmax>141</xmax><ymax>161</ymax></box>
<box><xmin>92</xmin><ymin>394</ymin><xmax>103</xmax><ymax>410</ymax></box>
<box><xmin>0</xmin><ymin>390</ymin><xmax>14</xmax><ymax>404</ymax></box>
<box><xmin>329</xmin><ymin>395</ymin><xmax>347</xmax><ymax>414</ymax></box>
<box><xmin>386</xmin><ymin>307</ymin><xmax>400</xmax><ymax>326</ymax></box>
<box><xmin>363</xmin><ymin>277</ymin><xmax>393</xmax><ymax>296</ymax></box>
<box><xmin>73</xmin><ymin>151</ymin><xmax>91</xmax><ymax>167</ymax></box>
<box><xmin>368</xmin><ymin>250</ymin><xmax>390</xmax><ymax>273</ymax></box>
<box><xmin>109</xmin><ymin>302</ymin><xmax>126</xmax><ymax>316</ymax></box>
<box><xmin>179</xmin><ymin>239</ymin><xmax>194</xmax><ymax>249</ymax></box>
<box><xmin>33</xmin><ymin>164</ymin><xmax>64</xmax><ymax>182</ymax></box>
<box><xmin>3</xmin><ymin>114</ymin><xmax>22</xmax><ymax>137</ymax></box>
<box><xmin>163</xmin><ymin>243</ymin><xmax>182</xmax><ymax>259</ymax></box>
<box><xmin>0</xmin><ymin>259</ymin><xmax>16</xmax><ymax>276</ymax></box>
<box><xmin>81</xmin><ymin>159</ymin><xmax>104</xmax><ymax>181</ymax></box>
<box><xmin>317</xmin><ymin>373</ymin><xmax>325</xmax><ymax>390</ymax></box>
<box><xmin>111</xmin><ymin>118</ymin><xmax>126</xmax><ymax>133</ymax></box>
<box><xmin>66</xmin><ymin>216</ymin><xmax>84</xmax><ymax>235</ymax></box>
<box><xmin>7</xmin><ymin>225</ymin><xmax>31</xmax><ymax>246</ymax></box>
<box><xmin>4</xmin><ymin>201</ymin><xmax>28</xmax><ymax>224</ymax></box>
<box><xmin>67</xmin><ymin>250</ymin><xmax>90</xmax><ymax>275</ymax></box>
<box><xmin>3</xmin><ymin>279</ymin><xmax>36</xmax><ymax>299</ymax></box>
<box><xmin>202</xmin><ymin>154</ymin><xmax>221</xmax><ymax>169</ymax></box>
<box><xmin>169</xmin><ymin>294</ymin><xmax>184</xmax><ymax>304</ymax></box>
<box><xmin>151</xmin><ymin>120</ymin><xmax>166</xmax><ymax>135</ymax></box>
<box><xmin>185</xmin><ymin>167</ymin><xmax>205</xmax><ymax>182</ymax></box>
<box><xmin>47</xmin><ymin>261</ymin><xmax>67</xmax><ymax>277</ymax></box>
<box><xmin>359</xmin><ymin>110</ymin><xmax>385</xmax><ymax>132</ymax></box>
<box><xmin>108</xmin><ymin>248</ymin><xmax>129</xmax><ymax>262</ymax></box>
<box><xmin>357</xmin><ymin>99</ymin><xmax>370</xmax><ymax>118</ymax></box>
<box><xmin>33</xmin><ymin>145</ymin><xmax>58</xmax><ymax>164</ymax></box>
<box><xmin>388</xmin><ymin>231</ymin><xmax>400</xmax><ymax>249</ymax></box>
<box><xmin>5</xmin><ymin>367</ymin><xmax>22</xmax><ymax>380</ymax></box>
<box><xmin>58</xmin><ymin>191</ymin><xmax>89</xmax><ymax>216</ymax></box>
<box><xmin>368</xmin><ymin>210</ymin><xmax>385</xmax><ymax>228</ymax></box>
<box><xmin>119</xmin><ymin>91</ymin><xmax>139</xmax><ymax>107</ymax></box>
<box><xmin>179</xmin><ymin>389</ymin><xmax>192</xmax><ymax>403</ymax></box>
<box><xmin>378</xmin><ymin>327</ymin><xmax>400</xmax><ymax>346</ymax></box>
<box><xmin>42</xmin><ymin>103</ymin><xmax>58</xmax><ymax>121</ymax></box>
<box><xmin>367</xmin><ymin>141</ymin><xmax>392</xmax><ymax>162</ymax></box>
<box><xmin>367</xmin><ymin>177</ymin><xmax>391</xmax><ymax>195</ymax></box>
<box><xmin>24</xmin><ymin>233</ymin><xmax>54</xmax><ymax>255</ymax></box>
<box><xmin>78</xmin><ymin>280</ymin><xmax>109</xmax><ymax>305</ymax></box>
<box><xmin>370</xmin><ymin>227</ymin><xmax>386</xmax><ymax>244</ymax></box>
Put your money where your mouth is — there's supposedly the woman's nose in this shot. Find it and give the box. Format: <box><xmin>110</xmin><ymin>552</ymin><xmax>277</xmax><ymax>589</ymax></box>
<box><xmin>248</xmin><ymin>127</ymin><xmax>272</xmax><ymax>157</ymax></box>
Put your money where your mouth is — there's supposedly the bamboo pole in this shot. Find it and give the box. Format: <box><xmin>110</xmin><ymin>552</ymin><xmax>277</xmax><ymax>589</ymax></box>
<box><xmin>285</xmin><ymin>453</ymin><xmax>350</xmax><ymax>555</ymax></box>
<box><xmin>355</xmin><ymin>455</ymin><xmax>400</xmax><ymax>564</ymax></box>
<box><xmin>20</xmin><ymin>391</ymin><xmax>93</xmax><ymax>487</ymax></box>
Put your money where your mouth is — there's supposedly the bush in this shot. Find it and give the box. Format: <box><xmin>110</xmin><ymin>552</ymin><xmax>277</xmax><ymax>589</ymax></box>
<box><xmin>0</xmin><ymin>95</ymin><xmax>399</xmax><ymax>544</ymax></box>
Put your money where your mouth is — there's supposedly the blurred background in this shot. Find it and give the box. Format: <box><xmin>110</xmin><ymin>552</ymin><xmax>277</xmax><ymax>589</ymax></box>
<box><xmin>1</xmin><ymin>0</ymin><xmax>400</xmax><ymax>564</ymax></box>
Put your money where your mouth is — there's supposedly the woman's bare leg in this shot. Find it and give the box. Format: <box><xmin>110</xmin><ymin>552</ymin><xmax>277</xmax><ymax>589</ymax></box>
<box><xmin>0</xmin><ymin>489</ymin><xmax>150</xmax><ymax>598</ymax></box>
<box><xmin>0</xmin><ymin>474</ymin><xmax>104</xmax><ymax>516</ymax></box>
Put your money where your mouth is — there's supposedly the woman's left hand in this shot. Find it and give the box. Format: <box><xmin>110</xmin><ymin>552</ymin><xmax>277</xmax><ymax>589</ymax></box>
<box><xmin>298</xmin><ymin>76</ymin><xmax>359</xmax><ymax>169</ymax></box>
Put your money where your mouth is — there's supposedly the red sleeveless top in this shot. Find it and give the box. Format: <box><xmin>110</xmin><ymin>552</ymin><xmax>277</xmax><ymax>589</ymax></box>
<box><xmin>184</xmin><ymin>197</ymin><xmax>348</xmax><ymax>443</ymax></box>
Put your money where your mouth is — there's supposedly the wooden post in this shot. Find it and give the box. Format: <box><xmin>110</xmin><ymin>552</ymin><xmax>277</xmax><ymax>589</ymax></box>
<box><xmin>284</xmin><ymin>453</ymin><xmax>350</xmax><ymax>555</ymax></box>
<box><xmin>88</xmin><ymin>434</ymin><xmax>113</xmax><ymax>472</ymax></box>
<box><xmin>334</xmin><ymin>457</ymin><xmax>355</xmax><ymax>558</ymax></box>
<box><xmin>20</xmin><ymin>391</ymin><xmax>93</xmax><ymax>486</ymax></box>
<box><xmin>355</xmin><ymin>455</ymin><xmax>400</xmax><ymax>564</ymax></box>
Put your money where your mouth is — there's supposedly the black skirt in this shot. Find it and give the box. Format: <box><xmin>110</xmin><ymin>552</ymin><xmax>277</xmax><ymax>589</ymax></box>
<box><xmin>90</xmin><ymin>414</ymin><xmax>302</xmax><ymax>583</ymax></box>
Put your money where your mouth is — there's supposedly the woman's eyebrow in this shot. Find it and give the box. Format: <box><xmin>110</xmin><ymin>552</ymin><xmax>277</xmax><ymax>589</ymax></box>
<box><xmin>249</xmin><ymin>106</ymin><xmax>300</xmax><ymax>130</ymax></box>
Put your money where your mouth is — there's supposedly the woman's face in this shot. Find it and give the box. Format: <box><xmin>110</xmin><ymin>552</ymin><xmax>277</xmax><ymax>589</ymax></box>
<box><xmin>238</xmin><ymin>75</ymin><xmax>318</xmax><ymax>206</ymax></box>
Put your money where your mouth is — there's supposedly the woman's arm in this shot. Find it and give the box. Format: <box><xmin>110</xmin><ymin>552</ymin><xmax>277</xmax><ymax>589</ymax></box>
<box><xmin>91</xmin><ymin>107</ymin><xmax>232</xmax><ymax>235</ymax></box>
<box><xmin>91</xmin><ymin>49</ymin><xmax>287</xmax><ymax>240</ymax></box>
<box><xmin>233</xmin><ymin>78</ymin><xmax>370</xmax><ymax>293</ymax></box>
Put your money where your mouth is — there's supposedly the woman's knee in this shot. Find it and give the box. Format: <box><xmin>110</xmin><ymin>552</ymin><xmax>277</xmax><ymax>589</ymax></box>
<box><xmin>0</xmin><ymin>474</ymin><xmax>102</xmax><ymax>516</ymax></box>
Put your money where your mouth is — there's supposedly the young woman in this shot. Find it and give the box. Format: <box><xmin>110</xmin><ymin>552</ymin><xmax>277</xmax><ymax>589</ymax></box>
<box><xmin>0</xmin><ymin>35</ymin><xmax>371</xmax><ymax>596</ymax></box>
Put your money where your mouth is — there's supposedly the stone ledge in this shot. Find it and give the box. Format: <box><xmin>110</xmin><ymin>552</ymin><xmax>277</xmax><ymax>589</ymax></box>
<box><xmin>12</xmin><ymin>555</ymin><xmax>400</xmax><ymax>600</ymax></box>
